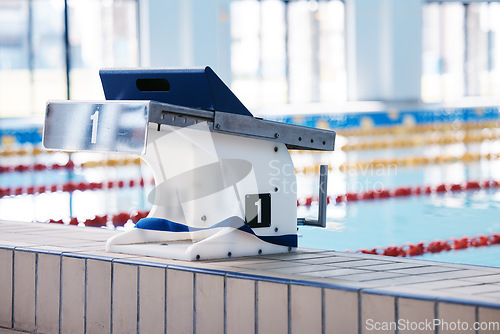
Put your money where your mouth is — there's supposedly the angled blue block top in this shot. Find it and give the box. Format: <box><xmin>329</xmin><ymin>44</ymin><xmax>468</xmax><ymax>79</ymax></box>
<box><xmin>99</xmin><ymin>66</ymin><xmax>252</xmax><ymax>117</ymax></box>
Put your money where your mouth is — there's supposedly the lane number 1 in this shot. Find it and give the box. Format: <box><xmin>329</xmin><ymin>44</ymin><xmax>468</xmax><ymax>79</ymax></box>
<box><xmin>90</xmin><ymin>110</ymin><xmax>99</xmax><ymax>144</ymax></box>
<box><xmin>245</xmin><ymin>193</ymin><xmax>271</xmax><ymax>228</ymax></box>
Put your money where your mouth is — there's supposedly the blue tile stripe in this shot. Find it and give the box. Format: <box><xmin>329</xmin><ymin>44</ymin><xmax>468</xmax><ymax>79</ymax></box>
<box><xmin>2</xmin><ymin>106</ymin><xmax>499</xmax><ymax>146</ymax></box>
<box><xmin>270</xmin><ymin>106</ymin><xmax>500</xmax><ymax>130</ymax></box>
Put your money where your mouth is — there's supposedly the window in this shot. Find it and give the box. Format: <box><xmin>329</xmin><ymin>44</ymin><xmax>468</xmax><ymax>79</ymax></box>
<box><xmin>230</xmin><ymin>0</ymin><xmax>346</xmax><ymax>109</ymax></box>
<box><xmin>0</xmin><ymin>0</ymin><xmax>139</xmax><ymax>118</ymax></box>
<box><xmin>422</xmin><ymin>1</ymin><xmax>500</xmax><ymax>102</ymax></box>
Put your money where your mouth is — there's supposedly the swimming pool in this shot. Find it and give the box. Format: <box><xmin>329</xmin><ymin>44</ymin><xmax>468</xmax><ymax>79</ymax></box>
<box><xmin>1</xmin><ymin>107</ymin><xmax>500</xmax><ymax>267</ymax></box>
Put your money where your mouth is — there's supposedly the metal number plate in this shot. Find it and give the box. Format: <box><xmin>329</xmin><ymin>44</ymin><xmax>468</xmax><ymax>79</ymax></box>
<box><xmin>43</xmin><ymin>101</ymin><xmax>149</xmax><ymax>154</ymax></box>
<box><xmin>245</xmin><ymin>193</ymin><xmax>271</xmax><ymax>228</ymax></box>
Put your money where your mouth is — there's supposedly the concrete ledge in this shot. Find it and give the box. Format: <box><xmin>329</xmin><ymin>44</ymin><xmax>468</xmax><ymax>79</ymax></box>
<box><xmin>1</xmin><ymin>220</ymin><xmax>500</xmax><ymax>333</ymax></box>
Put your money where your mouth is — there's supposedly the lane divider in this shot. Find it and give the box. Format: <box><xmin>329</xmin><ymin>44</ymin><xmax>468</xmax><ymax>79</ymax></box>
<box><xmin>0</xmin><ymin>146</ymin><xmax>50</xmax><ymax>157</ymax></box>
<box><xmin>11</xmin><ymin>149</ymin><xmax>486</xmax><ymax>176</ymax></box>
<box><xmin>0</xmin><ymin>157</ymin><xmax>142</xmax><ymax>174</ymax></box>
<box><xmin>339</xmin><ymin>152</ymin><xmax>500</xmax><ymax>172</ymax></box>
<box><xmin>3</xmin><ymin>176</ymin><xmax>498</xmax><ymax>208</ymax></box>
<box><xmin>1</xmin><ymin>119</ymin><xmax>499</xmax><ymax>158</ymax></box>
<box><xmin>342</xmin><ymin>130</ymin><xmax>500</xmax><ymax>152</ymax></box>
<box><xmin>0</xmin><ymin>178</ymin><xmax>154</xmax><ymax>198</ymax></box>
<box><xmin>337</xmin><ymin>120</ymin><xmax>500</xmax><ymax>137</ymax></box>
<box><xmin>295</xmin><ymin>180</ymin><xmax>499</xmax><ymax>206</ymax></box>
<box><xmin>333</xmin><ymin>180</ymin><xmax>499</xmax><ymax>204</ymax></box>
<box><xmin>2</xmin><ymin>150</ymin><xmax>498</xmax><ymax>176</ymax></box>
<box><xmin>351</xmin><ymin>232</ymin><xmax>500</xmax><ymax>257</ymax></box>
<box><xmin>46</xmin><ymin>210</ymin><xmax>150</xmax><ymax>228</ymax></box>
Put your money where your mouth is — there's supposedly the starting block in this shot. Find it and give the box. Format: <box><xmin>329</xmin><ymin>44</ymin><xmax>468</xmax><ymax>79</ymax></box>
<box><xmin>42</xmin><ymin>67</ymin><xmax>336</xmax><ymax>261</ymax></box>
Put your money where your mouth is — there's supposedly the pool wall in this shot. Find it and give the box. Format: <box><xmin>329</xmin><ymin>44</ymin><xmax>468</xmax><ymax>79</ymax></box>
<box><xmin>1</xmin><ymin>221</ymin><xmax>500</xmax><ymax>334</ymax></box>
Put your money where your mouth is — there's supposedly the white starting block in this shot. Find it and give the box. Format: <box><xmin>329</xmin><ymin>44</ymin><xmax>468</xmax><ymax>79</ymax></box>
<box><xmin>42</xmin><ymin>67</ymin><xmax>335</xmax><ymax>261</ymax></box>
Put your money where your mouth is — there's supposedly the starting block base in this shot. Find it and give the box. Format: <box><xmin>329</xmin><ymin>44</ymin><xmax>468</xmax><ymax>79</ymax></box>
<box><xmin>107</xmin><ymin>227</ymin><xmax>295</xmax><ymax>261</ymax></box>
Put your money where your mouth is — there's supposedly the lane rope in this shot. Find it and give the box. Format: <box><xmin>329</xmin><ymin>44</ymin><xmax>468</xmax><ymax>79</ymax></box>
<box><xmin>351</xmin><ymin>232</ymin><xmax>500</xmax><ymax>257</ymax></box>
<box><xmin>0</xmin><ymin>157</ymin><xmax>142</xmax><ymax>174</ymax></box>
<box><xmin>297</xmin><ymin>180</ymin><xmax>499</xmax><ymax>206</ymax></box>
<box><xmin>4</xmin><ymin>150</ymin><xmax>497</xmax><ymax>176</ymax></box>
<box><xmin>0</xmin><ymin>178</ymin><xmax>154</xmax><ymax>198</ymax></box>
<box><xmin>46</xmin><ymin>210</ymin><xmax>150</xmax><ymax>228</ymax></box>
<box><xmin>341</xmin><ymin>130</ymin><xmax>500</xmax><ymax>152</ymax></box>
<box><xmin>338</xmin><ymin>152</ymin><xmax>500</xmax><ymax>172</ymax></box>
<box><xmin>337</xmin><ymin>120</ymin><xmax>500</xmax><ymax>137</ymax></box>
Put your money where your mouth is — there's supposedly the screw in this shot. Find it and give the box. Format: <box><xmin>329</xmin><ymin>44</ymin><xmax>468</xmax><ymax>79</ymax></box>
<box><xmin>274</xmin><ymin>133</ymin><xmax>280</xmax><ymax>138</ymax></box>
<box><xmin>215</xmin><ymin>123</ymin><xmax>221</xmax><ymax>129</ymax></box>
<box><xmin>274</xmin><ymin>147</ymin><xmax>278</xmax><ymax>152</ymax></box>
<box><xmin>227</xmin><ymin>252</ymin><xmax>232</xmax><ymax>257</ymax></box>
<box><xmin>196</xmin><ymin>255</ymin><xmax>200</xmax><ymax>260</ymax></box>
<box><xmin>274</xmin><ymin>227</ymin><xmax>278</xmax><ymax>232</ymax></box>
<box><xmin>201</xmin><ymin>215</ymin><xmax>207</xmax><ymax>222</ymax></box>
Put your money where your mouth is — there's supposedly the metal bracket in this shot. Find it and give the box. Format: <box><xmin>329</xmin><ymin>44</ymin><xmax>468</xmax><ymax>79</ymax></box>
<box><xmin>43</xmin><ymin>100</ymin><xmax>336</xmax><ymax>153</ymax></box>
<box><xmin>298</xmin><ymin>165</ymin><xmax>328</xmax><ymax>228</ymax></box>
<box><xmin>213</xmin><ymin>111</ymin><xmax>335</xmax><ymax>151</ymax></box>
<box><xmin>151</xmin><ymin>102</ymin><xmax>335</xmax><ymax>151</ymax></box>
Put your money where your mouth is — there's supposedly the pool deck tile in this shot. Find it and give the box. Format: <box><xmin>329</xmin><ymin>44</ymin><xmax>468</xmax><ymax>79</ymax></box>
<box><xmin>361</xmin><ymin>293</ymin><xmax>395</xmax><ymax>334</ymax></box>
<box><xmin>0</xmin><ymin>249</ymin><xmax>13</xmax><ymax>329</ymax></box>
<box><xmin>256</xmin><ymin>281</ymin><xmax>288</xmax><ymax>334</ymax></box>
<box><xmin>1</xmin><ymin>219</ymin><xmax>500</xmax><ymax>316</ymax></box>
<box><xmin>13</xmin><ymin>250</ymin><xmax>36</xmax><ymax>332</ymax></box>
<box><xmin>462</xmin><ymin>274</ymin><xmax>500</xmax><ymax>284</ymax></box>
<box><xmin>226</xmin><ymin>277</ymin><xmax>255</xmax><ymax>334</ymax></box>
<box><xmin>401</xmin><ymin>279</ymin><xmax>483</xmax><ymax>290</ymax></box>
<box><xmin>290</xmin><ymin>285</ymin><xmax>322</xmax><ymax>334</ymax></box>
<box><xmin>324</xmin><ymin>289</ymin><xmax>359</xmax><ymax>334</ymax></box>
<box><xmin>477</xmin><ymin>307</ymin><xmax>500</xmax><ymax>334</ymax></box>
<box><xmin>386</xmin><ymin>265</ymin><xmax>462</xmax><ymax>275</ymax></box>
<box><xmin>440</xmin><ymin>284</ymin><xmax>500</xmax><ymax>295</ymax></box>
<box><xmin>398</xmin><ymin>298</ymin><xmax>435</xmax><ymax>334</ymax></box>
<box><xmin>437</xmin><ymin>303</ymin><xmax>476</xmax><ymax>334</ymax></box>
<box><xmin>335</xmin><ymin>271</ymin><xmax>406</xmax><ymax>282</ymax></box>
<box><xmin>355</xmin><ymin>262</ymin><xmax>429</xmax><ymax>271</ymax></box>
<box><xmin>298</xmin><ymin>267</ymin><xmax>370</xmax><ymax>278</ymax></box>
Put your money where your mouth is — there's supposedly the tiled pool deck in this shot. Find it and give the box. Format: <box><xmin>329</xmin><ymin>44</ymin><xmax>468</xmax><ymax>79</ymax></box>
<box><xmin>1</xmin><ymin>220</ymin><xmax>500</xmax><ymax>334</ymax></box>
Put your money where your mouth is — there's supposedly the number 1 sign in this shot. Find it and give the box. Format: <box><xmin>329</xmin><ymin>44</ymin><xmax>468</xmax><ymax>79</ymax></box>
<box><xmin>43</xmin><ymin>101</ymin><xmax>149</xmax><ymax>154</ymax></box>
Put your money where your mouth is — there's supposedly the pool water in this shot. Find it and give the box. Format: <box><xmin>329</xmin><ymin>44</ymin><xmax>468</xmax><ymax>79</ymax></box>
<box><xmin>296</xmin><ymin>153</ymin><xmax>500</xmax><ymax>268</ymax></box>
<box><xmin>2</xmin><ymin>131</ymin><xmax>500</xmax><ymax>268</ymax></box>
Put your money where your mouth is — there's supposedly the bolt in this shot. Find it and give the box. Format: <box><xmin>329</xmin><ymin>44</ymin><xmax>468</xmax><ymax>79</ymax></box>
<box><xmin>201</xmin><ymin>215</ymin><xmax>207</xmax><ymax>222</ymax></box>
<box><xmin>215</xmin><ymin>123</ymin><xmax>221</xmax><ymax>129</ymax></box>
<box><xmin>274</xmin><ymin>133</ymin><xmax>280</xmax><ymax>138</ymax></box>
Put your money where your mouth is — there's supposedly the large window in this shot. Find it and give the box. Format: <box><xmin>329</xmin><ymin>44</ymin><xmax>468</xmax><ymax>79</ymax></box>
<box><xmin>422</xmin><ymin>1</ymin><xmax>500</xmax><ymax>102</ymax></box>
<box><xmin>230</xmin><ymin>0</ymin><xmax>346</xmax><ymax>109</ymax></box>
<box><xmin>0</xmin><ymin>0</ymin><xmax>139</xmax><ymax>118</ymax></box>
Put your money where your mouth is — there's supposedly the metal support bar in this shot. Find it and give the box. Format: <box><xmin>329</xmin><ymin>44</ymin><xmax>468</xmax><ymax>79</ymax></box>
<box><xmin>297</xmin><ymin>164</ymin><xmax>328</xmax><ymax>228</ymax></box>
<box><xmin>151</xmin><ymin>102</ymin><xmax>335</xmax><ymax>151</ymax></box>
<box><xmin>318</xmin><ymin>164</ymin><xmax>328</xmax><ymax>228</ymax></box>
